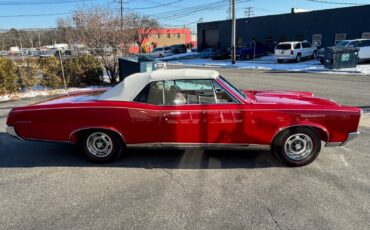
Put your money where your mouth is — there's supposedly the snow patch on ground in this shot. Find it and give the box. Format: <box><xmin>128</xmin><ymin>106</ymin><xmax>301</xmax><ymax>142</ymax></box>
<box><xmin>158</xmin><ymin>52</ymin><xmax>199</xmax><ymax>61</ymax></box>
<box><xmin>167</xmin><ymin>55</ymin><xmax>370</xmax><ymax>75</ymax></box>
<box><xmin>0</xmin><ymin>86</ymin><xmax>103</xmax><ymax>102</ymax></box>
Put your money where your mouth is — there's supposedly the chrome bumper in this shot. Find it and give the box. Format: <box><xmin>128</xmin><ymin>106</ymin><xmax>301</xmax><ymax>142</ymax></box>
<box><xmin>326</xmin><ymin>131</ymin><xmax>360</xmax><ymax>147</ymax></box>
<box><xmin>340</xmin><ymin>131</ymin><xmax>360</xmax><ymax>146</ymax></box>
<box><xmin>6</xmin><ymin>126</ymin><xmax>23</xmax><ymax>140</ymax></box>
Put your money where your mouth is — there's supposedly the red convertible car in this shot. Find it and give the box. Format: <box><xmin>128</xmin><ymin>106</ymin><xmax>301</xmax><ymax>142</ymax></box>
<box><xmin>6</xmin><ymin>69</ymin><xmax>362</xmax><ymax>166</ymax></box>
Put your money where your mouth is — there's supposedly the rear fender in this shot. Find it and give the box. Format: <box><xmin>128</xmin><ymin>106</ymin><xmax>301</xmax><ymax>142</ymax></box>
<box><xmin>69</xmin><ymin>126</ymin><xmax>125</xmax><ymax>144</ymax></box>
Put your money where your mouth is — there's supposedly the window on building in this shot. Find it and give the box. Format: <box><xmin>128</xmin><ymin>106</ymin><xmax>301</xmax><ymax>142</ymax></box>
<box><xmin>312</xmin><ymin>34</ymin><xmax>322</xmax><ymax>47</ymax></box>
<box><xmin>362</xmin><ymin>32</ymin><xmax>370</xmax><ymax>39</ymax></box>
<box><xmin>335</xmin><ymin>33</ymin><xmax>347</xmax><ymax>44</ymax></box>
<box><xmin>167</xmin><ymin>33</ymin><xmax>171</xmax><ymax>38</ymax></box>
<box><xmin>157</xmin><ymin>33</ymin><xmax>160</xmax><ymax>39</ymax></box>
<box><xmin>177</xmin><ymin>33</ymin><xmax>181</xmax><ymax>38</ymax></box>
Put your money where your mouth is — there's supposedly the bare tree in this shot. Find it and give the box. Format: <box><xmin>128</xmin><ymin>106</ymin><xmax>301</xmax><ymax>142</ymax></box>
<box><xmin>57</xmin><ymin>6</ymin><xmax>159</xmax><ymax>83</ymax></box>
<box><xmin>125</xmin><ymin>13</ymin><xmax>159</xmax><ymax>52</ymax></box>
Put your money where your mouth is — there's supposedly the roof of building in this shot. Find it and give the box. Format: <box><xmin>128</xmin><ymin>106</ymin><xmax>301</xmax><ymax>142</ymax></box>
<box><xmin>98</xmin><ymin>68</ymin><xmax>219</xmax><ymax>101</ymax></box>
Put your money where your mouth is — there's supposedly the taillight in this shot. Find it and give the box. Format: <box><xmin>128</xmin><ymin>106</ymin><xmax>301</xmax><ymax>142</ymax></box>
<box><xmin>291</xmin><ymin>50</ymin><xmax>294</xmax><ymax>55</ymax></box>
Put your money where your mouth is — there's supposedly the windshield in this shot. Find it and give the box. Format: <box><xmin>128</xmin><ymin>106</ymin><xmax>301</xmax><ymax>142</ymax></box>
<box><xmin>335</xmin><ymin>40</ymin><xmax>350</xmax><ymax>47</ymax></box>
<box><xmin>219</xmin><ymin>76</ymin><xmax>246</xmax><ymax>99</ymax></box>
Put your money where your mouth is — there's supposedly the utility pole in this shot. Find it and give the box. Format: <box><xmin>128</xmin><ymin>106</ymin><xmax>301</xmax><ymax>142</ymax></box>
<box><xmin>244</xmin><ymin>7</ymin><xmax>254</xmax><ymax>18</ymax></box>
<box><xmin>231</xmin><ymin>0</ymin><xmax>236</xmax><ymax>64</ymax></box>
<box><xmin>58</xmin><ymin>50</ymin><xmax>67</xmax><ymax>90</ymax></box>
<box><xmin>119</xmin><ymin>0</ymin><xmax>124</xmax><ymax>33</ymax></box>
<box><xmin>38</xmin><ymin>32</ymin><xmax>41</xmax><ymax>48</ymax></box>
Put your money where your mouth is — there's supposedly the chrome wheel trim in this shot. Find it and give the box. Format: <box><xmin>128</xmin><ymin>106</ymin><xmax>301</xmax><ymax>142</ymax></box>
<box><xmin>284</xmin><ymin>133</ymin><xmax>313</xmax><ymax>161</ymax></box>
<box><xmin>86</xmin><ymin>132</ymin><xmax>113</xmax><ymax>158</ymax></box>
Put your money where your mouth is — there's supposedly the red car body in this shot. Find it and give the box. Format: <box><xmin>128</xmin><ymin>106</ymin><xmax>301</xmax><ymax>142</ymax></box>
<box><xmin>6</xmin><ymin>69</ymin><xmax>362</xmax><ymax>165</ymax></box>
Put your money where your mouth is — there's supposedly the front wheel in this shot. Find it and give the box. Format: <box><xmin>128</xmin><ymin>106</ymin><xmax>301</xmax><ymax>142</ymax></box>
<box><xmin>81</xmin><ymin>130</ymin><xmax>124</xmax><ymax>163</ymax></box>
<box><xmin>272</xmin><ymin>127</ymin><xmax>321</xmax><ymax>166</ymax></box>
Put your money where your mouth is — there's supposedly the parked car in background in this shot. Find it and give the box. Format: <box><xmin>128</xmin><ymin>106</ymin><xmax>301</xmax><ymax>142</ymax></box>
<box><xmin>317</xmin><ymin>39</ymin><xmax>370</xmax><ymax>64</ymax></box>
<box><xmin>151</xmin><ymin>46</ymin><xmax>173</xmax><ymax>58</ymax></box>
<box><xmin>275</xmin><ymin>41</ymin><xmax>317</xmax><ymax>63</ymax></box>
<box><xmin>199</xmin><ymin>48</ymin><xmax>215</xmax><ymax>58</ymax></box>
<box><xmin>0</xmin><ymin>51</ymin><xmax>8</xmax><ymax>56</ymax></box>
<box><xmin>170</xmin><ymin>44</ymin><xmax>187</xmax><ymax>54</ymax></box>
<box><xmin>39</xmin><ymin>50</ymin><xmax>58</xmax><ymax>58</ymax></box>
<box><xmin>211</xmin><ymin>48</ymin><xmax>230</xmax><ymax>60</ymax></box>
<box><xmin>6</xmin><ymin>68</ymin><xmax>362</xmax><ymax>166</ymax></box>
<box><xmin>240</xmin><ymin>42</ymin><xmax>269</xmax><ymax>60</ymax></box>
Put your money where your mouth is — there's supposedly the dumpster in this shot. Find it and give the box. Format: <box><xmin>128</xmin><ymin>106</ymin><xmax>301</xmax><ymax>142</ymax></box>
<box><xmin>323</xmin><ymin>47</ymin><xmax>359</xmax><ymax>69</ymax></box>
<box><xmin>118</xmin><ymin>55</ymin><xmax>166</xmax><ymax>80</ymax></box>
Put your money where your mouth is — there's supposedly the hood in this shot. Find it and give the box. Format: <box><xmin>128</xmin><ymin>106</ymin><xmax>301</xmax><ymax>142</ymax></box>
<box><xmin>244</xmin><ymin>90</ymin><xmax>339</xmax><ymax>106</ymax></box>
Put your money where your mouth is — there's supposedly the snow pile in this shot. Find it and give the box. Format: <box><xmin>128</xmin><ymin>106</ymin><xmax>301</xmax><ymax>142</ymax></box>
<box><xmin>158</xmin><ymin>52</ymin><xmax>199</xmax><ymax>61</ymax></box>
<box><xmin>0</xmin><ymin>86</ymin><xmax>104</xmax><ymax>102</ymax></box>
<box><xmin>167</xmin><ymin>55</ymin><xmax>370</xmax><ymax>75</ymax></box>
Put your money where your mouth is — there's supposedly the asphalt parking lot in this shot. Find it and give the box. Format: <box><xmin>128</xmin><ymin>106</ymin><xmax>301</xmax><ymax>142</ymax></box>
<box><xmin>0</xmin><ymin>69</ymin><xmax>369</xmax><ymax>229</ymax></box>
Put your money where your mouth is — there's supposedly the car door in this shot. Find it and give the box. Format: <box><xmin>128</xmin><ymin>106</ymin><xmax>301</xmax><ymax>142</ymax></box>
<box><xmin>160</xmin><ymin>79</ymin><xmax>249</xmax><ymax>145</ymax></box>
<box><xmin>360</xmin><ymin>40</ymin><xmax>370</xmax><ymax>59</ymax></box>
<box><xmin>130</xmin><ymin>81</ymin><xmax>164</xmax><ymax>144</ymax></box>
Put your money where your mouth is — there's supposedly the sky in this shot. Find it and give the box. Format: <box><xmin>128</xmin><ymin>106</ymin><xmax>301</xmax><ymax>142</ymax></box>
<box><xmin>0</xmin><ymin>0</ymin><xmax>369</xmax><ymax>31</ymax></box>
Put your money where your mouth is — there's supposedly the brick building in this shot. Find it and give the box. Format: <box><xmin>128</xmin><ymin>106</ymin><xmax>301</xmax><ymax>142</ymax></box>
<box><xmin>129</xmin><ymin>28</ymin><xmax>192</xmax><ymax>53</ymax></box>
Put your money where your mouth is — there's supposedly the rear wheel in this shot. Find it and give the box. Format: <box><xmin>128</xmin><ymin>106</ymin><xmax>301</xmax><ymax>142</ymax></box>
<box><xmin>81</xmin><ymin>130</ymin><xmax>124</xmax><ymax>163</ymax></box>
<box><xmin>296</xmin><ymin>54</ymin><xmax>302</xmax><ymax>62</ymax></box>
<box><xmin>272</xmin><ymin>127</ymin><xmax>321</xmax><ymax>167</ymax></box>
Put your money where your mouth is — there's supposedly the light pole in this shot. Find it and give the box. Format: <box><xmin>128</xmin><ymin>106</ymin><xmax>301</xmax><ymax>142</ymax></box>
<box><xmin>231</xmin><ymin>0</ymin><xmax>236</xmax><ymax>64</ymax></box>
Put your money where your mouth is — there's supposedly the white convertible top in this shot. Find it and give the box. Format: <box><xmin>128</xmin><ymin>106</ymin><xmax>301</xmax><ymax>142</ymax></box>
<box><xmin>99</xmin><ymin>68</ymin><xmax>219</xmax><ymax>101</ymax></box>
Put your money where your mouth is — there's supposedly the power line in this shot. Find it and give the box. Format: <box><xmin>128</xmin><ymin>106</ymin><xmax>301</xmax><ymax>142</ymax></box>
<box><xmin>303</xmin><ymin>0</ymin><xmax>365</xmax><ymax>5</ymax></box>
<box><xmin>244</xmin><ymin>6</ymin><xmax>254</xmax><ymax>17</ymax></box>
<box><xmin>0</xmin><ymin>0</ymin><xmax>97</xmax><ymax>6</ymax></box>
<box><xmin>146</xmin><ymin>0</ymin><xmax>253</xmax><ymax>20</ymax></box>
<box><xmin>0</xmin><ymin>12</ymin><xmax>70</xmax><ymax>18</ymax></box>
<box><xmin>130</xmin><ymin>0</ymin><xmax>183</xmax><ymax>10</ymax></box>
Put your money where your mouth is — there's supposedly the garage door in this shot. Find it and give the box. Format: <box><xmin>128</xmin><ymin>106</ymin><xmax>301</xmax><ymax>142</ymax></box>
<box><xmin>204</xmin><ymin>29</ymin><xmax>219</xmax><ymax>48</ymax></box>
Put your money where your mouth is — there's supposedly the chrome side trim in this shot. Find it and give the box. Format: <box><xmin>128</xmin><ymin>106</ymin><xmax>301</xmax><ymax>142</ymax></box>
<box><xmin>325</xmin><ymin>142</ymin><xmax>341</xmax><ymax>147</ymax></box>
<box><xmin>6</xmin><ymin>126</ymin><xmax>23</xmax><ymax>140</ymax></box>
<box><xmin>127</xmin><ymin>142</ymin><xmax>271</xmax><ymax>150</ymax></box>
<box><xmin>340</xmin><ymin>132</ymin><xmax>360</xmax><ymax>146</ymax></box>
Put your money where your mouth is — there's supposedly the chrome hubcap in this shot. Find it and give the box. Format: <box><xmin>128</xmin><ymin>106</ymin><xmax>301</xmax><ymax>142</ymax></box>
<box><xmin>86</xmin><ymin>132</ymin><xmax>113</xmax><ymax>158</ymax></box>
<box><xmin>284</xmin><ymin>133</ymin><xmax>313</xmax><ymax>161</ymax></box>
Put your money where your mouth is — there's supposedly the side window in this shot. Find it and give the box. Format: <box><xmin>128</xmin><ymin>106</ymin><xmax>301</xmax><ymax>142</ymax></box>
<box><xmin>349</xmin><ymin>41</ymin><xmax>360</xmax><ymax>47</ymax></box>
<box><xmin>133</xmin><ymin>81</ymin><xmax>164</xmax><ymax>105</ymax></box>
<box><xmin>304</xmin><ymin>42</ymin><xmax>312</xmax><ymax>48</ymax></box>
<box><xmin>294</xmin><ymin>43</ymin><xmax>301</xmax><ymax>49</ymax></box>
<box><xmin>360</xmin><ymin>40</ymin><xmax>370</xmax><ymax>47</ymax></box>
<box><xmin>213</xmin><ymin>82</ymin><xmax>234</xmax><ymax>103</ymax></box>
<box><xmin>164</xmin><ymin>80</ymin><xmax>216</xmax><ymax>105</ymax></box>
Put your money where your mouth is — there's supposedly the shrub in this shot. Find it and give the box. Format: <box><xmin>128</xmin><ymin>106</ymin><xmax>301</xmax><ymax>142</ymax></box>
<box><xmin>64</xmin><ymin>54</ymin><xmax>103</xmax><ymax>87</ymax></box>
<box><xmin>16</xmin><ymin>59</ymin><xmax>39</xmax><ymax>91</ymax></box>
<box><xmin>0</xmin><ymin>58</ymin><xmax>18</xmax><ymax>95</ymax></box>
<box><xmin>37</xmin><ymin>57</ymin><xmax>63</xmax><ymax>89</ymax></box>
